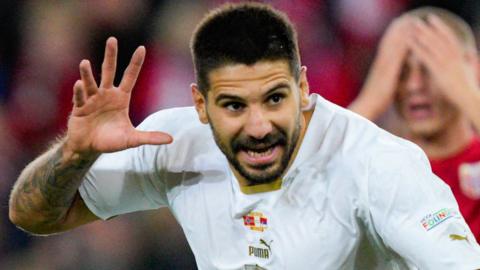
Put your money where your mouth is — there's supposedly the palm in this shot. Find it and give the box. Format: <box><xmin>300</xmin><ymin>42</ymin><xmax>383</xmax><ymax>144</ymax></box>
<box><xmin>66</xmin><ymin>37</ymin><xmax>172</xmax><ymax>154</ymax></box>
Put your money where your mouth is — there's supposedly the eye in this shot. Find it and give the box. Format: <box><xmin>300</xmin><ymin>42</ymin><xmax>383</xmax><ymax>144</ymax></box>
<box><xmin>267</xmin><ymin>93</ymin><xmax>284</xmax><ymax>105</ymax></box>
<box><xmin>225</xmin><ymin>102</ymin><xmax>245</xmax><ymax>112</ymax></box>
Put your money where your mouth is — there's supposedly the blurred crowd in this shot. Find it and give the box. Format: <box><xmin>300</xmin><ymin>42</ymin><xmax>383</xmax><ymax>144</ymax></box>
<box><xmin>1</xmin><ymin>0</ymin><xmax>479</xmax><ymax>269</ymax></box>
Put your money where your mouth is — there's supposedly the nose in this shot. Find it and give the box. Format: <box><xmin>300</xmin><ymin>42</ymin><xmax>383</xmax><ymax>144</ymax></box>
<box><xmin>243</xmin><ymin>106</ymin><xmax>273</xmax><ymax>139</ymax></box>
<box><xmin>404</xmin><ymin>65</ymin><xmax>425</xmax><ymax>94</ymax></box>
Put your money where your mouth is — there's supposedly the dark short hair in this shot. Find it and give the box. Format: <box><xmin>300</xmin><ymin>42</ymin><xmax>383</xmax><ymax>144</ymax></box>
<box><xmin>190</xmin><ymin>2</ymin><xmax>301</xmax><ymax>95</ymax></box>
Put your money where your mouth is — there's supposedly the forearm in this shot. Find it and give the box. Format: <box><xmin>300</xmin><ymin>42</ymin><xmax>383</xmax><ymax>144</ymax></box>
<box><xmin>349</xmin><ymin>49</ymin><xmax>402</xmax><ymax>121</ymax></box>
<box><xmin>9</xmin><ymin>139</ymin><xmax>99</xmax><ymax>234</ymax></box>
<box><xmin>460</xmin><ymin>89</ymin><xmax>480</xmax><ymax>133</ymax></box>
<box><xmin>447</xmin><ymin>79</ymin><xmax>480</xmax><ymax>133</ymax></box>
<box><xmin>349</xmin><ymin>88</ymin><xmax>390</xmax><ymax>121</ymax></box>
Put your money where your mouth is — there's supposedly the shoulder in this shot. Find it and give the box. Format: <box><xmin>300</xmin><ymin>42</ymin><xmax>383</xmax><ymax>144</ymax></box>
<box><xmin>308</xmin><ymin>95</ymin><xmax>421</xmax><ymax>167</ymax></box>
<box><xmin>467</xmin><ymin>136</ymin><xmax>480</xmax><ymax>156</ymax></box>
<box><xmin>136</xmin><ymin>106</ymin><xmax>224</xmax><ymax>172</ymax></box>
<box><xmin>365</xmin><ymin>134</ymin><xmax>453</xmax><ymax>221</ymax></box>
<box><xmin>305</xmin><ymin>95</ymin><xmax>435</xmax><ymax>194</ymax></box>
<box><xmin>296</xmin><ymin>95</ymin><xmax>426</xmax><ymax>192</ymax></box>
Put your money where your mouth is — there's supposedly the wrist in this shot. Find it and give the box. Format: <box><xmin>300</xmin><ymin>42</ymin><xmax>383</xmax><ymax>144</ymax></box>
<box><xmin>61</xmin><ymin>138</ymin><xmax>100</xmax><ymax>164</ymax></box>
<box><xmin>350</xmin><ymin>90</ymin><xmax>389</xmax><ymax>121</ymax></box>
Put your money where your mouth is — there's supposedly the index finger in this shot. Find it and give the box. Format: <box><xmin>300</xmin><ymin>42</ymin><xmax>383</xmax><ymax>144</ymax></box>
<box><xmin>119</xmin><ymin>46</ymin><xmax>146</xmax><ymax>93</ymax></box>
<box><xmin>79</xmin><ymin>60</ymin><xmax>98</xmax><ymax>96</ymax></box>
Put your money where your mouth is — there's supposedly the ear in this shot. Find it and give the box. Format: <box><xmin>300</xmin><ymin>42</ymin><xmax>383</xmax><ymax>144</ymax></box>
<box><xmin>471</xmin><ymin>52</ymin><xmax>480</xmax><ymax>86</ymax></box>
<box><xmin>191</xmin><ymin>83</ymin><xmax>209</xmax><ymax>124</ymax></box>
<box><xmin>298</xmin><ymin>66</ymin><xmax>310</xmax><ymax>109</ymax></box>
<box><xmin>463</xmin><ymin>48</ymin><xmax>480</xmax><ymax>82</ymax></box>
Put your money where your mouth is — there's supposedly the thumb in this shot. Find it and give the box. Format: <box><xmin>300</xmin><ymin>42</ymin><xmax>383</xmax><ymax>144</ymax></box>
<box><xmin>128</xmin><ymin>130</ymin><xmax>173</xmax><ymax>147</ymax></box>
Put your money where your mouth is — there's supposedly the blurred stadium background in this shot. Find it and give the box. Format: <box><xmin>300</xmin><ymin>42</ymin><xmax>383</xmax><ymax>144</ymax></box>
<box><xmin>1</xmin><ymin>0</ymin><xmax>479</xmax><ymax>269</ymax></box>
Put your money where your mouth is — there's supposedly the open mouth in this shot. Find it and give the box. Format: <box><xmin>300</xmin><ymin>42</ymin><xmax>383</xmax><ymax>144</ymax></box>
<box><xmin>239</xmin><ymin>144</ymin><xmax>281</xmax><ymax>167</ymax></box>
<box><xmin>406</xmin><ymin>100</ymin><xmax>433</xmax><ymax>120</ymax></box>
<box><xmin>246</xmin><ymin>147</ymin><xmax>274</xmax><ymax>158</ymax></box>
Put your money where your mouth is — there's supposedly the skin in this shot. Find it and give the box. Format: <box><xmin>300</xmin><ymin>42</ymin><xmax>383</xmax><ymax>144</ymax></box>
<box><xmin>9</xmin><ymin>37</ymin><xmax>173</xmax><ymax>234</ymax></box>
<box><xmin>349</xmin><ymin>15</ymin><xmax>413</xmax><ymax>120</ymax></box>
<box><xmin>395</xmin><ymin>52</ymin><xmax>472</xmax><ymax>156</ymax></box>
<box><xmin>191</xmin><ymin>61</ymin><xmax>311</xmax><ymax>186</ymax></box>
<box><xmin>9</xmin><ymin>38</ymin><xmax>311</xmax><ymax>234</ymax></box>
<box><xmin>350</xmin><ymin>14</ymin><xmax>480</xmax><ymax>160</ymax></box>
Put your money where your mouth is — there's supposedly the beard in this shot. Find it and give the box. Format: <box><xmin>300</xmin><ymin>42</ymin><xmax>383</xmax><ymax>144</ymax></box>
<box><xmin>208</xmin><ymin>114</ymin><xmax>302</xmax><ymax>185</ymax></box>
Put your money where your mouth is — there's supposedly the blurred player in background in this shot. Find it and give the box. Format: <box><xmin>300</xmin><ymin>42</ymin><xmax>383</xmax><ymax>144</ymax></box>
<box><xmin>9</xmin><ymin>2</ymin><xmax>480</xmax><ymax>269</ymax></box>
<box><xmin>350</xmin><ymin>7</ymin><xmax>480</xmax><ymax>240</ymax></box>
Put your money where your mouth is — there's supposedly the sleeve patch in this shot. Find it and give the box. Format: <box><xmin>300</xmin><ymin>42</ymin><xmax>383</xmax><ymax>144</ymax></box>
<box><xmin>420</xmin><ymin>208</ymin><xmax>460</xmax><ymax>231</ymax></box>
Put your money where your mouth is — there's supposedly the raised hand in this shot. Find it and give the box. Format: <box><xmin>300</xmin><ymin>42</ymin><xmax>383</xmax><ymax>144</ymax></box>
<box><xmin>349</xmin><ymin>15</ymin><xmax>414</xmax><ymax>120</ymax></box>
<box><xmin>65</xmin><ymin>37</ymin><xmax>173</xmax><ymax>155</ymax></box>
<box><xmin>408</xmin><ymin>15</ymin><xmax>478</xmax><ymax>109</ymax></box>
<box><xmin>407</xmin><ymin>15</ymin><xmax>480</xmax><ymax>132</ymax></box>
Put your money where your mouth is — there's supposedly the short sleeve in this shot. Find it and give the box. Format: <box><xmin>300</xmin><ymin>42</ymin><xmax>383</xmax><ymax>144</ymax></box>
<box><xmin>368</xmin><ymin>144</ymin><xmax>480</xmax><ymax>269</ymax></box>
<box><xmin>79</xmin><ymin>113</ymin><xmax>171</xmax><ymax>220</ymax></box>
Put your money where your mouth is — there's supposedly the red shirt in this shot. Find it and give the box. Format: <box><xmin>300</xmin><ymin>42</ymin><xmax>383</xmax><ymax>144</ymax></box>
<box><xmin>430</xmin><ymin>137</ymin><xmax>480</xmax><ymax>240</ymax></box>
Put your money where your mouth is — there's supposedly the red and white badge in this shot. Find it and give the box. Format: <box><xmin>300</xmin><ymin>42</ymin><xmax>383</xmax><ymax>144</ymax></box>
<box><xmin>459</xmin><ymin>161</ymin><xmax>480</xmax><ymax>200</ymax></box>
<box><xmin>243</xmin><ymin>211</ymin><xmax>268</xmax><ymax>232</ymax></box>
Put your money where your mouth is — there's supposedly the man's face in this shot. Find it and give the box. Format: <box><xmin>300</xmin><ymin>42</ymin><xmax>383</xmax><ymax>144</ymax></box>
<box><xmin>395</xmin><ymin>54</ymin><xmax>460</xmax><ymax>138</ymax></box>
<box><xmin>193</xmin><ymin>60</ymin><xmax>309</xmax><ymax>185</ymax></box>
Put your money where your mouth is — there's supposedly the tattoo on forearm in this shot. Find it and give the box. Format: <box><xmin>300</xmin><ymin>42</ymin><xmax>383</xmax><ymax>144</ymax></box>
<box><xmin>11</xmin><ymin>145</ymin><xmax>97</xmax><ymax>228</ymax></box>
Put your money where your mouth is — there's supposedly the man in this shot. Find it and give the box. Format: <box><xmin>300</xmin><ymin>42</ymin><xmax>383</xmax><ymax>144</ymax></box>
<box><xmin>350</xmin><ymin>7</ymin><xmax>480</xmax><ymax>242</ymax></box>
<box><xmin>9</xmin><ymin>3</ymin><xmax>480</xmax><ymax>269</ymax></box>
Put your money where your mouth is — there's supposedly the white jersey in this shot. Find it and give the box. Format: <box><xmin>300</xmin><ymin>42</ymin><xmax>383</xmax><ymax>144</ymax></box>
<box><xmin>79</xmin><ymin>94</ymin><xmax>480</xmax><ymax>269</ymax></box>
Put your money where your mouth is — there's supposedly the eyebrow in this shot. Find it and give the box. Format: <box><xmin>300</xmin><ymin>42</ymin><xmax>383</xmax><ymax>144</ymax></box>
<box><xmin>214</xmin><ymin>82</ymin><xmax>291</xmax><ymax>105</ymax></box>
<box><xmin>263</xmin><ymin>83</ymin><xmax>291</xmax><ymax>97</ymax></box>
<box><xmin>215</xmin><ymin>93</ymin><xmax>244</xmax><ymax>105</ymax></box>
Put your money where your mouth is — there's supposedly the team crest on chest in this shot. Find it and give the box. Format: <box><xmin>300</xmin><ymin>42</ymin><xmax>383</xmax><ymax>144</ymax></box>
<box><xmin>243</xmin><ymin>211</ymin><xmax>268</xmax><ymax>232</ymax></box>
<box><xmin>459</xmin><ymin>161</ymin><xmax>480</xmax><ymax>199</ymax></box>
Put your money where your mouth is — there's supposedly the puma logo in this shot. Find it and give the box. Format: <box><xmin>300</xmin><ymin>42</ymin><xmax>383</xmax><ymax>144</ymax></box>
<box><xmin>449</xmin><ymin>234</ymin><xmax>470</xmax><ymax>243</ymax></box>
<box><xmin>260</xmin><ymin>239</ymin><xmax>273</xmax><ymax>252</ymax></box>
<box><xmin>248</xmin><ymin>239</ymin><xmax>273</xmax><ymax>259</ymax></box>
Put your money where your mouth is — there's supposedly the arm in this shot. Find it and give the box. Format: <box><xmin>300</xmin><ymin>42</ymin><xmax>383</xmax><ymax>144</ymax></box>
<box><xmin>349</xmin><ymin>16</ymin><xmax>413</xmax><ymax>121</ymax></box>
<box><xmin>408</xmin><ymin>15</ymin><xmax>480</xmax><ymax>132</ymax></box>
<box><xmin>454</xmin><ymin>82</ymin><xmax>480</xmax><ymax>133</ymax></box>
<box><xmin>368</xmin><ymin>146</ymin><xmax>480</xmax><ymax>268</ymax></box>
<box><xmin>9</xmin><ymin>37</ymin><xmax>172</xmax><ymax>235</ymax></box>
<box><xmin>9</xmin><ymin>141</ymin><xmax>99</xmax><ymax>235</ymax></box>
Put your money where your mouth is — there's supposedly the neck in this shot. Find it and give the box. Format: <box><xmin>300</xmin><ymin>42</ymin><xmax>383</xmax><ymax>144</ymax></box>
<box><xmin>405</xmin><ymin>118</ymin><xmax>474</xmax><ymax>160</ymax></box>
<box><xmin>287</xmin><ymin>109</ymin><xmax>313</xmax><ymax>170</ymax></box>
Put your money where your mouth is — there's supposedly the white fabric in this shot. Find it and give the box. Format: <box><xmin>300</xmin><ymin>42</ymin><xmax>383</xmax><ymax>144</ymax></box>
<box><xmin>79</xmin><ymin>94</ymin><xmax>480</xmax><ymax>269</ymax></box>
